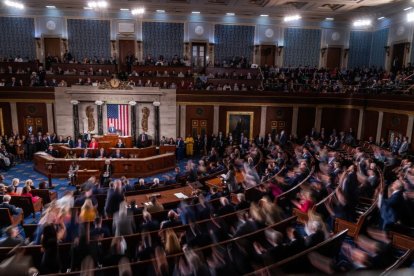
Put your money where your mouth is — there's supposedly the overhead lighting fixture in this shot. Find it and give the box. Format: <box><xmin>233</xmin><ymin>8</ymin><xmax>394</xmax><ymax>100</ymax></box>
<box><xmin>325</xmin><ymin>17</ymin><xmax>334</xmax><ymax>21</ymax></box>
<box><xmin>404</xmin><ymin>7</ymin><xmax>413</xmax><ymax>11</ymax></box>
<box><xmin>83</xmin><ymin>7</ymin><xmax>92</xmax><ymax>10</ymax></box>
<box><xmin>260</xmin><ymin>14</ymin><xmax>269</xmax><ymax>17</ymax></box>
<box><xmin>87</xmin><ymin>1</ymin><xmax>108</xmax><ymax>9</ymax></box>
<box><xmin>192</xmin><ymin>11</ymin><xmax>200</xmax><ymax>14</ymax></box>
<box><xmin>156</xmin><ymin>9</ymin><xmax>165</xmax><ymax>13</ymax></box>
<box><xmin>46</xmin><ymin>5</ymin><xmax>56</xmax><ymax>9</ymax></box>
<box><xmin>377</xmin><ymin>16</ymin><xmax>385</xmax><ymax>20</ymax></box>
<box><xmin>131</xmin><ymin>8</ymin><xmax>145</xmax><ymax>15</ymax></box>
<box><xmin>353</xmin><ymin>19</ymin><xmax>372</xmax><ymax>27</ymax></box>
<box><xmin>407</xmin><ymin>12</ymin><xmax>414</xmax><ymax>22</ymax></box>
<box><xmin>4</xmin><ymin>0</ymin><xmax>24</xmax><ymax>9</ymax></box>
<box><xmin>226</xmin><ymin>12</ymin><xmax>235</xmax><ymax>16</ymax></box>
<box><xmin>284</xmin><ymin>15</ymin><xmax>301</xmax><ymax>22</ymax></box>
<box><xmin>120</xmin><ymin>8</ymin><xmax>129</xmax><ymax>11</ymax></box>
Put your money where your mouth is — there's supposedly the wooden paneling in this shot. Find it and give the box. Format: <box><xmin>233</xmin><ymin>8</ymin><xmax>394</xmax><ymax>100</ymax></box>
<box><xmin>297</xmin><ymin>107</ymin><xmax>315</xmax><ymax>138</ymax></box>
<box><xmin>326</xmin><ymin>47</ymin><xmax>341</xmax><ymax>69</ymax></box>
<box><xmin>44</xmin><ymin>38</ymin><xmax>61</xmax><ymax>59</ymax></box>
<box><xmin>119</xmin><ymin>40</ymin><xmax>136</xmax><ymax>69</ymax></box>
<box><xmin>185</xmin><ymin>105</ymin><xmax>214</xmax><ymax>135</ymax></box>
<box><xmin>381</xmin><ymin>112</ymin><xmax>408</xmax><ymax>140</ymax></box>
<box><xmin>16</xmin><ymin>102</ymin><xmax>48</xmax><ymax>135</ymax></box>
<box><xmin>218</xmin><ymin>106</ymin><xmax>261</xmax><ymax>137</ymax></box>
<box><xmin>260</xmin><ymin>45</ymin><xmax>276</xmax><ymax>66</ymax></box>
<box><xmin>362</xmin><ymin>110</ymin><xmax>378</xmax><ymax>141</ymax></box>
<box><xmin>265</xmin><ymin>107</ymin><xmax>293</xmax><ymax>134</ymax></box>
<box><xmin>321</xmin><ymin>108</ymin><xmax>359</xmax><ymax>135</ymax></box>
<box><xmin>0</xmin><ymin>102</ymin><xmax>12</xmax><ymax>136</ymax></box>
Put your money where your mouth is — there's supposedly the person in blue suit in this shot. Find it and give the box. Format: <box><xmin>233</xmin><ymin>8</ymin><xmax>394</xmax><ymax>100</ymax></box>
<box><xmin>108</xmin><ymin>124</ymin><xmax>117</xmax><ymax>134</ymax></box>
<box><xmin>379</xmin><ymin>180</ymin><xmax>405</xmax><ymax>231</ymax></box>
<box><xmin>176</xmin><ymin>137</ymin><xmax>185</xmax><ymax>160</ymax></box>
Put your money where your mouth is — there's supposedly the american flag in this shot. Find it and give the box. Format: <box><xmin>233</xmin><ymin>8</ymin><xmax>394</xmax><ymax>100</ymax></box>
<box><xmin>107</xmin><ymin>104</ymin><xmax>130</xmax><ymax>135</ymax></box>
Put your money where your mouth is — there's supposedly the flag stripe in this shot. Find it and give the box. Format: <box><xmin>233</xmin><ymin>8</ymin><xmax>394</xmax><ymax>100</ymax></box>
<box><xmin>107</xmin><ymin>104</ymin><xmax>130</xmax><ymax>136</ymax></box>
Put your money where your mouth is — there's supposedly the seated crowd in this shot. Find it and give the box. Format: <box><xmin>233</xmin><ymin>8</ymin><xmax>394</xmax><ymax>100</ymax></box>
<box><xmin>0</xmin><ymin>125</ymin><xmax>413</xmax><ymax>275</ymax></box>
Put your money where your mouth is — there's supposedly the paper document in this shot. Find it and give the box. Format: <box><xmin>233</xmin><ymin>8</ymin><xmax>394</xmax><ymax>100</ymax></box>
<box><xmin>174</xmin><ymin>193</ymin><xmax>189</xmax><ymax>199</ymax></box>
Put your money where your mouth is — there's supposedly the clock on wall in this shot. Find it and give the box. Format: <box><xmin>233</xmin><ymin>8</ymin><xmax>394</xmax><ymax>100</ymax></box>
<box><xmin>195</xmin><ymin>25</ymin><xmax>204</xmax><ymax>36</ymax></box>
<box><xmin>46</xmin><ymin>20</ymin><xmax>56</xmax><ymax>31</ymax></box>
<box><xmin>265</xmin><ymin>28</ymin><xmax>274</xmax><ymax>38</ymax></box>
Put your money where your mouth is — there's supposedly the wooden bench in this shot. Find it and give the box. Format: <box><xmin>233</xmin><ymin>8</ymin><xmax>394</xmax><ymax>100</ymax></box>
<box><xmin>10</xmin><ymin>196</ymin><xmax>42</xmax><ymax>219</ymax></box>
<box><xmin>0</xmin><ymin>208</ymin><xmax>23</xmax><ymax>228</ymax></box>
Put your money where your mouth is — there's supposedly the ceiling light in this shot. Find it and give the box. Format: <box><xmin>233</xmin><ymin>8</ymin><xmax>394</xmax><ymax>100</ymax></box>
<box><xmin>284</xmin><ymin>15</ymin><xmax>301</xmax><ymax>22</ymax></box>
<box><xmin>226</xmin><ymin>12</ymin><xmax>235</xmax><ymax>16</ymax></box>
<box><xmin>325</xmin><ymin>17</ymin><xmax>334</xmax><ymax>21</ymax></box>
<box><xmin>377</xmin><ymin>16</ymin><xmax>385</xmax><ymax>20</ymax></box>
<box><xmin>156</xmin><ymin>10</ymin><xmax>165</xmax><ymax>13</ymax></box>
<box><xmin>407</xmin><ymin>12</ymin><xmax>414</xmax><ymax>22</ymax></box>
<box><xmin>131</xmin><ymin>8</ymin><xmax>145</xmax><ymax>15</ymax></box>
<box><xmin>260</xmin><ymin>14</ymin><xmax>269</xmax><ymax>17</ymax></box>
<box><xmin>353</xmin><ymin>19</ymin><xmax>371</xmax><ymax>27</ymax></box>
<box><xmin>4</xmin><ymin>0</ymin><xmax>24</xmax><ymax>9</ymax></box>
<box><xmin>120</xmin><ymin>8</ymin><xmax>129</xmax><ymax>11</ymax></box>
<box><xmin>192</xmin><ymin>11</ymin><xmax>200</xmax><ymax>14</ymax></box>
<box><xmin>83</xmin><ymin>7</ymin><xmax>92</xmax><ymax>10</ymax></box>
<box><xmin>46</xmin><ymin>5</ymin><xmax>56</xmax><ymax>9</ymax></box>
<box><xmin>404</xmin><ymin>7</ymin><xmax>413</xmax><ymax>11</ymax></box>
<box><xmin>87</xmin><ymin>1</ymin><xmax>108</xmax><ymax>9</ymax></box>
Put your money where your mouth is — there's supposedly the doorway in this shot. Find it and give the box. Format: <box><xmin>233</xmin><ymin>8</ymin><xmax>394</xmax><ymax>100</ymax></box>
<box><xmin>118</xmin><ymin>40</ymin><xmax>136</xmax><ymax>72</ymax></box>
<box><xmin>44</xmin><ymin>37</ymin><xmax>61</xmax><ymax>69</ymax></box>
<box><xmin>191</xmin><ymin>43</ymin><xmax>206</xmax><ymax>68</ymax></box>
<box><xmin>24</xmin><ymin>117</ymin><xmax>44</xmax><ymax>135</ymax></box>
<box><xmin>391</xmin><ymin>43</ymin><xmax>406</xmax><ymax>72</ymax></box>
<box><xmin>326</xmin><ymin>47</ymin><xmax>342</xmax><ymax>70</ymax></box>
<box><xmin>260</xmin><ymin>45</ymin><xmax>276</xmax><ymax>66</ymax></box>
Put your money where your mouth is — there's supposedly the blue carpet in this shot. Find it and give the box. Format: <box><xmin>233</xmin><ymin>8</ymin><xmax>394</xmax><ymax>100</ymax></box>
<box><xmin>0</xmin><ymin>159</ymin><xmax>194</xmax><ymax>225</ymax></box>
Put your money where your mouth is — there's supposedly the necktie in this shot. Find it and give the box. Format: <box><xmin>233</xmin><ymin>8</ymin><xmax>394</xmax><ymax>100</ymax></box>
<box><xmin>142</xmin><ymin>135</ymin><xmax>145</xmax><ymax>142</ymax></box>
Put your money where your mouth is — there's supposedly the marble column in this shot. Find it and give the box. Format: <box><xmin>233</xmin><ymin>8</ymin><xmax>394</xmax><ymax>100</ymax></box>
<box><xmin>406</xmin><ymin>115</ymin><xmax>414</xmax><ymax>141</ymax></box>
<box><xmin>213</xmin><ymin>105</ymin><xmax>219</xmax><ymax>134</ymax></box>
<box><xmin>46</xmin><ymin>103</ymin><xmax>55</xmax><ymax>133</ymax></box>
<box><xmin>95</xmin><ymin>100</ymin><xmax>104</xmax><ymax>135</ymax></box>
<box><xmin>180</xmin><ymin>105</ymin><xmax>186</xmax><ymax>137</ymax></box>
<box><xmin>260</xmin><ymin>106</ymin><xmax>267</xmax><ymax>137</ymax></box>
<box><xmin>71</xmin><ymin>100</ymin><xmax>80</xmax><ymax>138</ymax></box>
<box><xmin>291</xmin><ymin>106</ymin><xmax>299</xmax><ymax>137</ymax></box>
<box><xmin>357</xmin><ymin>109</ymin><xmax>364</xmax><ymax>140</ymax></box>
<box><xmin>376</xmin><ymin>111</ymin><xmax>384</xmax><ymax>143</ymax></box>
<box><xmin>10</xmin><ymin>102</ymin><xmax>18</xmax><ymax>135</ymax></box>
<box><xmin>153</xmin><ymin>101</ymin><xmax>161</xmax><ymax>146</ymax></box>
<box><xmin>129</xmin><ymin>101</ymin><xmax>137</xmax><ymax>143</ymax></box>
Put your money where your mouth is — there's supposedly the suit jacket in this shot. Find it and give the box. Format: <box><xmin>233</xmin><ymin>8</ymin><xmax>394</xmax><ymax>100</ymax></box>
<box><xmin>380</xmin><ymin>190</ymin><xmax>405</xmax><ymax>229</ymax></box>
<box><xmin>115</xmin><ymin>143</ymin><xmax>125</xmax><ymax>148</ymax></box>
<box><xmin>111</xmin><ymin>152</ymin><xmax>124</xmax><ymax>158</ymax></box>
<box><xmin>75</xmin><ymin>141</ymin><xmax>86</xmax><ymax>148</ymax></box>
<box><xmin>137</xmin><ymin>134</ymin><xmax>149</xmax><ymax>147</ymax></box>
<box><xmin>102</xmin><ymin>164</ymin><xmax>113</xmax><ymax>176</ymax></box>
<box><xmin>67</xmin><ymin>140</ymin><xmax>75</xmax><ymax>148</ymax></box>
<box><xmin>80</xmin><ymin>151</ymin><xmax>92</xmax><ymax>158</ymax></box>
<box><xmin>108</xmin><ymin>127</ymin><xmax>117</xmax><ymax>134</ymax></box>
<box><xmin>0</xmin><ymin>202</ymin><xmax>20</xmax><ymax>215</ymax></box>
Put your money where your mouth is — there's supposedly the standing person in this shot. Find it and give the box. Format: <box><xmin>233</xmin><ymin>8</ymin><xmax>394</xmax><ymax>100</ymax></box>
<box><xmin>176</xmin><ymin>137</ymin><xmax>185</xmax><ymax>160</ymax></box>
<box><xmin>185</xmin><ymin>134</ymin><xmax>194</xmax><ymax>157</ymax></box>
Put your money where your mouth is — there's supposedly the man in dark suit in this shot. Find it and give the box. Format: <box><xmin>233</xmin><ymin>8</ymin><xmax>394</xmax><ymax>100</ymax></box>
<box><xmin>0</xmin><ymin>226</ymin><xmax>24</xmax><ymax>247</ymax></box>
<box><xmin>45</xmin><ymin>145</ymin><xmax>58</xmax><ymax>157</ymax></box>
<box><xmin>104</xmin><ymin>180</ymin><xmax>124</xmax><ymax>217</ymax></box>
<box><xmin>111</xmin><ymin>149</ymin><xmax>124</xmax><ymax>158</ymax></box>
<box><xmin>379</xmin><ymin>180</ymin><xmax>406</xmax><ymax>230</ymax></box>
<box><xmin>160</xmin><ymin>210</ymin><xmax>182</xmax><ymax>229</ymax></box>
<box><xmin>80</xmin><ymin>148</ymin><xmax>92</xmax><ymax>158</ymax></box>
<box><xmin>137</xmin><ymin>132</ymin><xmax>149</xmax><ymax>148</ymax></box>
<box><xmin>75</xmin><ymin>138</ymin><xmax>85</xmax><ymax>149</ymax></box>
<box><xmin>176</xmin><ymin>137</ymin><xmax>185</xmax><ymax>160</ymax></box>
<box><xmin>67</xmin><ymin>136</ymin><xmax>75</xmax><ymax>148</ymax></box>
<box><xmin>108</xmin><ymin>124</ymin><xmax>117</xmax><ymax>134</ymax></box>
<box><xmin>101</xmin><ymin>159</ymin><xmax>113</xmax><ymax>186</ymax></box>
<box><xmin>0</xmin><ymin>195</ymin><xmax>22</xmax><ymax>218</ymax></box>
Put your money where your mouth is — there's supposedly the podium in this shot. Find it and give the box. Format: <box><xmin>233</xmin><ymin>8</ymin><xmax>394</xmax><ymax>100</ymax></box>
<box><xmin>76</xmin><ymin>169</ymin><xmax>100</xmax><ymax>185</ymax></box>
<box><xmin>94</xmin><ymin>135</ymin><xmax>133</xmax><ymax>147</ymax></box>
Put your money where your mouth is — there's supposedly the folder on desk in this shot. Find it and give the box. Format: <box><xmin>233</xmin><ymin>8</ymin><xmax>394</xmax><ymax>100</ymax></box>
<box><xmin>174</xmin><ymin>193</ymin><xmax>188</xmax><ymax>199</ymax></box>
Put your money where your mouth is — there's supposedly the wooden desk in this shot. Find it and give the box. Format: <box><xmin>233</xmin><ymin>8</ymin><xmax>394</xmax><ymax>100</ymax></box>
<box><xmin>159</xmin><ymin>145</ymin><xmax>176</xmax><ymax>154</ymax></box>
<box><xmin>125</xmin><ymin>186</ymin><xmax>193</xmax><ymax>208</ymax></box>
<box><xmin>205</xmin><ymin>172</ymin><xmax>244</xmax><ymax>190</ymax></box>
<box><xmin>76</xmin><ymin>169</ymin><xmax>100</xmax><ymax>185</ymax></box>
<box><xmin>33</xmin><ymin>152</ymin><xmax>176</xmax><ymax>178</ymax></box>
<box><xmin>56</xmin><ymin>145</ymin><xmax>157</xmax><ymax>158</ymax></box>
<box><xmin>94</xmin><ymin>135</ymin><xmax>133</xmax><ymax>148</ymax></box>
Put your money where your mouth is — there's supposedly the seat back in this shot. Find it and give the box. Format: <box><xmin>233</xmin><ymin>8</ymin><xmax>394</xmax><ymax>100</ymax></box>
<box><xmin>0</xmin><ymin>208</ymin><xmax>12</xmax><ymax>228</ymax></box>
<box><xmin>10</xmin><ymin>196</ymin><xmax>34</xmax><ymax>218</ymax></box>
<box><xmin>30</xmin><ymin>189</ymin><xmax>52</xmax><ymax>204</ymax></box>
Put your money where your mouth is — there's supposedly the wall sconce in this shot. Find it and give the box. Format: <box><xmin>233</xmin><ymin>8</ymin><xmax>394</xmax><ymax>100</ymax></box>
<box><xmin>35</xmin><ymin>37</ymin><xmax>41</xmax><ymax>49</ymax></box>
<box><xmin>344</xmin><ymin>48</ymin><xmax>349</xmax><ymax>58</ymax></box>
<box><xmin>110</xmin><ymin>40</ymin><xmax>116</xmax><ymax>51</ymax></box>
<box><xmin>406</xmin><ymin>42</ymin><xmax>411</xmax><ymax>53</ymax></box>
<box><xmin>384</xmin><ymin>46</ymin><xmax>390</xmax><ymax>56</ymax></box>
<box><xmin>277</xmin><ymin>45</ymin><xmax>284</xmax><ymax>56</ymax></box>
<box><xmin>320</xmin><ymin>47</ymin><xmax>327</xmax><ymax>57</ymax></box>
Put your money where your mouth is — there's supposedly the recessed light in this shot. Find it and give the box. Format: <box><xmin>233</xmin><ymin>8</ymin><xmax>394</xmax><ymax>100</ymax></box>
<box><xmin>260</xmin><ymin>14</ymin><xmax>269</xmax><ymax>17</ymax></box>
<box><xmin>156</xmin><ymin>10</ymin><xmax>165</xmax><ymax>13</ymax></box>
<box><xmin>83</xmin><ymin>7</ymin><xmax>93</xmax><ymax>10</ymax></box>
<box><xmin>284</xmin><ymin>15</ymin><xmax>301</xmax><ymax>22</ymax></box>
<box><xmin>353</xmin><ymin>19</ymin><xmax>372</xmax><ymax>27</ymax></box>
<box><xmin>325</xmin><ymin>17</ymin><xmax>334</xmax><ymax>21</ymax></box>
<box><xmin>46</xmin><ymin>5</ymin><xmax>56</xmax><ymax>9</ymax></box>
<box><xmin>4</xmin><ymin>0</ymin><xmax>24</xmax><ymax>9</ymax></box>
<box><xmin>377</xmin><ymin>16</ymin><xmax>385</xmax><ymax>20</ymax></box>
<box><xmin>131</xmin><ymin>8</ymin><xmax>145</xmax><ymax>15</ymax></box>
<box><xmin>120</xmin><ymin>8</ymin><xmax>129</xmax><ymax>11</ymax></box>
<box><xmin>407</xmin><ymin>12</ymin><xmax>414</xmax><ymax>22</ymax></box>
<box><xmin>226</xmin><ymin>12</ymin><xmax>235</xmax><ymax>16</ymax></box>
<box><xmin>192</xmin><ymin>11</ymin><xmax>200</xmax><ymax>14</ymax></box>
<box><xmin>404</xmin><ymin>7</ymin><xmax>413</xmax><ymax>11</ymax></box>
